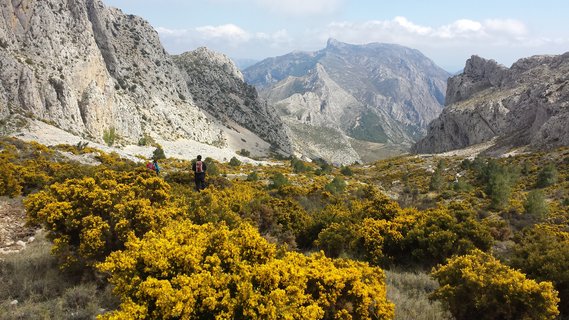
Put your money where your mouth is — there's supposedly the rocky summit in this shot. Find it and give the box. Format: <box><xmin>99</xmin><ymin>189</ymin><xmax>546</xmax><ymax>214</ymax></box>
<box><xmin>0</xmin><ymin>0</ymin><xmax>290</xmax><ymax>156</ymax></box>
<box><xmin>173</xmin><ymin>48</ymin><xmax>292</xmax><ymax>154</ymax></box>
<box><xmin>244</xmin><ymin>39</ymin><xmax>450</xmax><ymax>164</ymax></box>
<box><xmin>413</xmin><ymin>53</ymin><xmax>569</xmax><ymax>154</ymax></box>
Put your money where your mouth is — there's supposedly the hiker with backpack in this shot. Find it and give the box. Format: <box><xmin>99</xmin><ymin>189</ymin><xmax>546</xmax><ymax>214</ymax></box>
<box><xmin>192</xmin><ymin>155</ymin><xmax>207</xmax><ymax>191</ymax></box>
<box><xmin>146</xmin><ymin>159</ymin><xmax>160</xmax><ymax>175</ymax></box>
<box><xmin>153</xmin><ymin>159</ymin><xmax>160</xmax><ymax>175</ymax></box>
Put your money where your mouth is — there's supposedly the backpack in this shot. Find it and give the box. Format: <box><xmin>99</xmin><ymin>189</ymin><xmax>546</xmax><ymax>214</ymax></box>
<box><xmin>147</xmin><ymin>162</ymin><xmax>155</xmax><ymax>171</ymax></box>
<box><xmin>195</xmin><ymin>161</ymin><xmax>203</xmax><ymax>173</ymax></box>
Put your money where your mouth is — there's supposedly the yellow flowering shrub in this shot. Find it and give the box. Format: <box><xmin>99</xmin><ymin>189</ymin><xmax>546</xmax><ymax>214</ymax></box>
<box><xmin>401</xmin><ymin>203</ymin><xmax>494</xmax><ymax>266</ymax></box>
<box><xmin>98</xmin><ymin>221</ymin><xmax>394</xmax><ymax>320</ymax></box>
<box><xmin>25</xmin><ymin>168</ymin><xmax>178</xmax><ymax>268</ymax></box>
<box><xmin>0</xmin><ymin>146</ymin><xmax>22</xmax><ymax>196</ymax></box>
<box><xmin>431</xmin><ymin>249</ymin><xmax>559</xmax><ymax>320</ymax></box>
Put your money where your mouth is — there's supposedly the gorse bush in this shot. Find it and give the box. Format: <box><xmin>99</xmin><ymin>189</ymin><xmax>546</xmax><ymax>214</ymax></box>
<box><xmin>25</xmin><ymin>169</ymin><xmax>179</xmax><ymax>268</ymax></box>
<box><xmin>431</xmin><ymin>249</ymin><xmax>559</xmax><ymax>320</ymax></box>
<box><xmin>5</xmin><ymin>138</ymin><xmax>567</xmax><ymax>318</ymax></box>
<box><xmin>98</xmin><ymin>221</ymin><xmax>395</xmax><ymax>319</ymax></box>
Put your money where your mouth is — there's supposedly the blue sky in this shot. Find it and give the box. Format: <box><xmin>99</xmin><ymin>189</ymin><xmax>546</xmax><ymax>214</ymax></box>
<box><xmin>101</xmin><ymin>0</ymin><xmax>569</xmax><ymax>71</ymax></box>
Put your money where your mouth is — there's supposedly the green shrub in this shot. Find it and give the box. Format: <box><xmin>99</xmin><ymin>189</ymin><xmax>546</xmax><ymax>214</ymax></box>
<box><xmin>324</xmin><ymin>176</ymin><xmax>346</xmax><ymax>194</ymax></box>
<box><xmin>205</xmin><ymin>158</ymin><xmax>220</xmax><ymax>176</ymax></box>
<box><xmin>137</xmin><ymin>134</ymin><xmax>156</xmax><ymax>146</ymax></box>
<box><xmin>152</xmin><ymin>145</ymin><xmax>166</xmax><ymax>160</ymax></box>
<box><xmin>291</xmin><ymin>157</ymin><xmax>310</xmax><ymax>173</ymax></box>
<box><xmin>510</xmin><ymin>224</ymin><xmax>569</xmax><ymax>316</ymax></box>
<box><xmin>429</xmin><ymin>168</ymin><xmax>444</xmax><ymax>191</ymax></box>
<box><xmin>246</xmin><ymin>171</ymin><xmax>259</xmax><ymax>181</ymax></box>
<box><xmin>523</xmin><ymin>189</ymin><xmax>549</xmax><ymax>220</ymax></box>
<box><xmin>229</xmin><ymin>156</ymin><xmax>241</xmax><ymax>167</ymax></box>
<box><xmin>536</xmin><ymin>163</ymin><xmax>559</xmax><ymax>188</ymax></box>
<box><xmin>340</xmin><ymin>166</ymin><xmax>353</xmax><ymax>176</ymax></box>
<box><xmin>269</xmin><ymin>172</ymin><xmax>289</xmax><ymax>189</ymax></box>
<box><xmin>238</xmin><ymin>148</ymin><xmax>250</xmax><ymax>157</ymax></box>
<box><xmin>102</xmin><ymin>127</ymin><xmax>117</xmax><ymax>146</ymax></box>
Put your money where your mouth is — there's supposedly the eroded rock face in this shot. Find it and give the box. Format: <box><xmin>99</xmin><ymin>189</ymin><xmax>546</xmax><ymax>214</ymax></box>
<box><xmin>173</xmin><ymin>48</ymin><xmax>292</xmax><ymax>154</ymax></box>
<box><xmin>244</xmin><ymin>39</ymin><xmax>450</xmax><ymax>163</ymax></box>
<box><xmin>413</xmin><ymin>53</ymin><xmax>569</xmax><ymax>154</ymax></box>
<box><xmin>0</xmin><ymin>0</ymin><xmax>243</xmax><ymax>146</ymax></box>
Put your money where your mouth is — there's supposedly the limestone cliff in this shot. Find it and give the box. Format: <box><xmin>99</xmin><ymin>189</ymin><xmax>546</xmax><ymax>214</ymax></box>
<box><xmin>173</xmin><ymin>48</ymin><xmax>292</xmax><ymax>154</ymax></box>
<box><xmin>413</xmin><ymin>53</ymin><xmax>569</xmax><ymax>154</ymax></box>
<box><xmin>0</xmin><ymin>0</ymin><xmax>291</xmax><ymax>155</ymax></box>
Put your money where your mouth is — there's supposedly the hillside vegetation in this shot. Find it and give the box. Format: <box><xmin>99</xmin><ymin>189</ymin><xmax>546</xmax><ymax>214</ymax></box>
<box><xmin>1</xmin><ymin>137</ymin><xmax>568</xmax><ymax>319</ymax></box>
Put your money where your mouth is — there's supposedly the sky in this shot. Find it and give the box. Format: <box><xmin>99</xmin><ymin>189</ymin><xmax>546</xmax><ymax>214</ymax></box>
<box><xmin>101</xmin><ymin>0</ymin><xmax>569</xmax><ymax>72</ymax></box>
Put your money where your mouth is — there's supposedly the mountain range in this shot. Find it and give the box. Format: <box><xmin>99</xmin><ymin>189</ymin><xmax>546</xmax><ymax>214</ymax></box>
<box><xmin>3</xmin><ymin>0</ymin><xmax>566</xmax><ymax>164</ymax></box>
<box><xmin>244</xmin><ymin>39</ymin><xmax>450</xmax><ymax>163</ymax></box>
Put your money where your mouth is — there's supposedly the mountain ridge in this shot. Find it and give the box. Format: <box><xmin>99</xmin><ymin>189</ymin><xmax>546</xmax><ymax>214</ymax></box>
<box><xmin>413</xmin><ymin>53</ymin><xmax>569</xmax><ymax>154</ymax></box>
<box><xmin>244</xmin><ymin>39</ymin><xmax>450</xmax><ymax>163</ymax></box>
<box><xmin>0</xmin><ymin>0</ymin><xmax>290</xmax><ymax>157</ymax></box>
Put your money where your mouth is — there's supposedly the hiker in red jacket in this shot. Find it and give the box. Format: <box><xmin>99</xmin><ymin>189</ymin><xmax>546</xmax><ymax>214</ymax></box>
<box><xmin>192</xmin><ymin>155</ymin><xmax>207</xmax><ymax>191</ymax></box>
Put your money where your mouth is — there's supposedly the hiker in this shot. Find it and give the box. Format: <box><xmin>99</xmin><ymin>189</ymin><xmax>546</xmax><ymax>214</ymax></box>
<box><xmin>153</xmin><ymin>159</ymin><xmax>160</xmax><ymax>175</ymax></box>
<box><xmin>192</xmin><ymin>155</ymin><xmax>207</xmax><ymax>191</ymax></box>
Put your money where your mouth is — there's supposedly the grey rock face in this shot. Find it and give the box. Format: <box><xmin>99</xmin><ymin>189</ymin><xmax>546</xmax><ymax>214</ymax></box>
<box><xmin>0</xmin><ymin>0</ymin><xmax>224</xmax><ymax>145</ymax></box>
<box><xmin>173</xmin><ymin>48</ymin><xmax>292</xmax><ymax>154</ymax></box>
<box><xmin>413</xmin><ymin>53</ymin><xmax>569</xmax><ymax>154</ymax></box>
<box><xmin>244</xmin><ymin>39</ymin><xmax>449</xmax><ymax>163</ymax></box>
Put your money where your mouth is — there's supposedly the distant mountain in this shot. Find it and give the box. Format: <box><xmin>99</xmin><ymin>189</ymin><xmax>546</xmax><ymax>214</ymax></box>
<box><xmin>0</xmin><ymin>0</ymin><xmax>290</xmax><ymax>156</ymax></box>
<box><xmin>413</xmin><ymin>53</ymin><xmax>569</xmax><ymax>154</ymax></box>
<box><xmin>244</xmin><ymin>39</ymin><xmax>450</xmax><ymax>164</ymax></box>
<box><xmin>233</xmin><ymin>58</ymin><xmax>260</xmax><ymax>70</ymax></box>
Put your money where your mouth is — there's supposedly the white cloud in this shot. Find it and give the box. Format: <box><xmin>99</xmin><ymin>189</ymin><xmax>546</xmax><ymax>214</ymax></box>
<box><xmin>196</xmin><ymin>24</ymin><xmax>251</xmax><ymax>41</ymax></box>
<box><xmin>156</xmin><ymin>25</ymin><xmax>292</xmax><ymax>57</ymax></box>
<box><xmin>393</xmin><ymin>16</ymin><xmax>432</xmax><ymax>35</ymax></box>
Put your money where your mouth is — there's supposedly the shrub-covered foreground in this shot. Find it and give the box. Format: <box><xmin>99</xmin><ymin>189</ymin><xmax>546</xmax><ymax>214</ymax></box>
<box><xmin>1</xmin><ymin>138</ymin><xmax>567</xmax><ymax>319</ymax></box>
<box><xmin>98</xmin><ymin>221</ymin><xmax>394</xmax><ymax>319</ymax></box>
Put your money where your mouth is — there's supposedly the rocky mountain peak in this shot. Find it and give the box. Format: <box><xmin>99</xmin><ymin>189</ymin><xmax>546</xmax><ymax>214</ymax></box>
<box><xmin>173</xmin><ymin>48</ymin><xmax>293</xmax><ymax>154</ymax></box>
<box><xmin>244</xmin><ymin>41</ymin><xmax>450</xmax><ymax>163</ymax></box>
<box><xmin>187</xmin><ymin>47</ymin><xmax>244</xmax><ymax>81</ymax></box>
<box><xmin>413</xmin><ymin>52</ymin><xmax>569</xmax><ymax>154</ymax></box>
<box><xmin>446</xmin><ymin>55</ymin><xmax>507</xmax><ymax>105</ymax></box>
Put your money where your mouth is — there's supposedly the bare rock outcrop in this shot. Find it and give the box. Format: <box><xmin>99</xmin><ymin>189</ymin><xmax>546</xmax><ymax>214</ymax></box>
<box><xmin>0</xmin><ymin>0</ymin><xmax>294</xmax><ymax>152</ymax></box>
<box><xmin>413</xmin><ymin>53</ymin><xmax>569</xmax><ymax>154</ymax></box>
<box><xmin>173</xmin><ymin>48</ymin><xmax>292</xmax><ymax>154</ymax></box>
